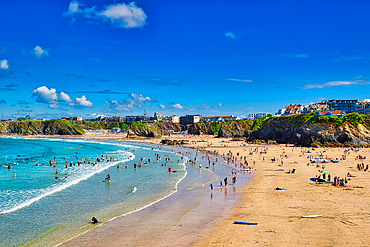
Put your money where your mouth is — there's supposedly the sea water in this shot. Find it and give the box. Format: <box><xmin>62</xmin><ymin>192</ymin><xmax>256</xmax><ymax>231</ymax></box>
<box><xmin>0</xmin><ymin>137</ymin><xmax>187</xmax><ymax>247</ymax></box>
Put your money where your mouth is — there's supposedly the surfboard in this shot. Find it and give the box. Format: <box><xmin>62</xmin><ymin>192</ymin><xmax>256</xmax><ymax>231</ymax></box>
<box><xmin>301</xmin><ymin>215</ymin><xmax>321</xmax><ymax>218</ymax></box>
<box><xmin>234</xmin><ymin>221</ymin><xmax>258</xmax><ymax>225</ymax></box>
<box><xmin>243</xmin><ymin>168</ymin><xmax>256</xmax><ymax>171</ymax></box>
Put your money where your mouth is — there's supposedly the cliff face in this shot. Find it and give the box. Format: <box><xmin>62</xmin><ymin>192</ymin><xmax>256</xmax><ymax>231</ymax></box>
<box><xmin>217</xmin><ymin>120</ymin><xmax>255</xmax><ymax>138</ymax></box>
<box><xmin>127</xmin><ymin>123</ymin><xmax>162</xmax><ymax>138</ymax></box>
<box><xmin>250</xmin><ymin>116</ymin><xmax>370</xmax><ymax>146</ymax></box>
<box><xmin>187</xmin><ymin>122</ymin><xmax>223</xmax><ymax>135</ymax></box>
<box><xmin>0</xmin><ymin>120</ymin><xmax>84</xmax><ymax>135</ymax></box>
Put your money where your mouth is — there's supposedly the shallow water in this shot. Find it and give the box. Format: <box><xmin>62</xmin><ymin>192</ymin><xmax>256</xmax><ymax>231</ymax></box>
<box><xmin>60</xmin><ymin>145</ymin><xmax>253</xmax><ymax>247</ymax></box>
<box><xmin>0</xmin><ymin>137</ymin><xmax>187</xmax><ymax>247</ymax></box>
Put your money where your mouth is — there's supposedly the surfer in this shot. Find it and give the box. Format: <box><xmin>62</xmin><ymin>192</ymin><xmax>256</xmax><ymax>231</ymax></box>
<box><xmin>105</xmin><ymin>174</ymin><xmax>110</xmax><ymax>182</ymax></box>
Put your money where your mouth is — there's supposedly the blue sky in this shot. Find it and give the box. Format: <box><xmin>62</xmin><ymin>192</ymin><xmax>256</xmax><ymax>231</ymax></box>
<box><xmin>1</xmin><ymin>0</ymin><xmax>370</xmax><ymax>120</ymax></box>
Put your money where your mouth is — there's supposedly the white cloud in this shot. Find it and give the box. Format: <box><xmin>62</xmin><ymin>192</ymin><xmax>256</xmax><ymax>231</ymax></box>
<box><xmin>302</xmin><ymin>80</ymin><xmax>370</xmax><ymax>89</ymax></box>
<box><xmin>89</xmin><ymin>113</ymin><xmax>105</xmax><ymax>118</ymax></box>
<box><xmin>49</xmin><ymin>104</ymin><xmax>59</xmax><ymax>109</ymax></box>
<box><xmin>32</xmin><ymin>86</ymin><xmax>58</xmax><ymax>103</ymax></box>
<box><xmin>74</xmin><ymin>95</ymin><xmax>93</xmax><ymax>107</ymax></box>
<box><xmin>32</xmin><ymin>46</ymin><xmax>48</xmax><ymax>58</ymax></box>
<box><xmin>283</xmin><ymin>53</ymin><xmax>310</xmax><ymax>58</ymax></box>
<box><xmin>131</xmin><ymin>93</ymin><xmax>151</xmax><ymax>102</ymax></box>
<box><xmin>64</xmin><ymin>1</ymin><xmax>147</xmax><ymax>29</ymax></box>
<box><xmin>105</xmin><ymin>93</ymin><xmax>152</xmax><ymax>112</ymax></box>
<box><xmin>173</xmin><ymin>103</ymin><xmax>184</xmax><ymax>109</ymax></box>
<box><xmin>227</xmin><ymin>78</ymin><xmax>253</xmax><ymax>83</ymax></box>
<box><xmin>0</xmin><ymin>59</ymin><xmax>9</xmax><ymax>69</ymax></box>
<box><xmin>199</xmin><ymin>103</ymin><xmax>210</xmax><ymax>109</ymax></box>
<box><xmin>224</xmin><ymin>32</ymin><xmax>235</xmax><ymax>39</ymax></box>
<box><xmin>99</xmin><ymin>2</ymin><xmax>147</xmax><ymax>28</ymax></box>
<box><xmin>32</xmin><ymin>86</ymin><xmax>93</xmax><ymax>108</ymax></box>
<box><xmin>217</xmin><ymin>103</ymin><xmax>223</xmax><ymax>107</ymax></box>
<box><xmin>337</xmin><ymin>55</ymin><xmax>362</xmax><ymax>61</ymax></box>
<box><xmin>59</xmin><ymin>92</ymin><xmax>73</xmax><ymax>102</ymax></box>
<box><xmin>159</xmin><ymin>104</ymin><xmax>166</xmax><ymax>110</ymax></box>
<box><xmin>68</xmin><ymin>1</ymin><xmax>80</xmax><ymax>12</ymax></box>
<box><xmin>364</xmin><ymin>99</ymin><xmax>370</xmax><ymax>102</ymax></box>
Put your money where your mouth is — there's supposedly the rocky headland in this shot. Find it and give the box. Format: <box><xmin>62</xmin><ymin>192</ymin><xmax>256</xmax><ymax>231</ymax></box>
<box><xmin>2</xmin><ymin>113</ymin><xmax>370</xmax><ymax>146</ymax></box>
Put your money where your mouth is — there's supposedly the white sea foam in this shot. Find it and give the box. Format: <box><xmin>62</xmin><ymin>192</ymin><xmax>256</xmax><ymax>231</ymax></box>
<box><xmin>55</xmin><ymin>150</ymin><xmax>189</xmax><ymax>247</ymax></box>
<box><xmin>0</xmin><ymin>154</ymin><xmax>135</xmax><ymax>215</ymax></box>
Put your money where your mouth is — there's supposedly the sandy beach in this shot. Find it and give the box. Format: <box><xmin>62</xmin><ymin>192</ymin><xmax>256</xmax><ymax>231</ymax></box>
<box><xmin>49</xmin><ymin>134</ymin><xmax>370</xmax><ymax>246</ymax></box>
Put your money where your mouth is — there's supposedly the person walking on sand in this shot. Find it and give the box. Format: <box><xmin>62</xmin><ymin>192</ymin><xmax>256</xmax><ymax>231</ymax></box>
<box><xmin>224</xmin><ymin>177</ymin><xmax>228</xmax><ymax>186</ymax></box>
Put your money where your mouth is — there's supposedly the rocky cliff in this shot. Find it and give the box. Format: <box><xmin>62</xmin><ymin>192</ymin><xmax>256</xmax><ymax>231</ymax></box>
<box><xmin>0</xmin><ymin>120</ymin><xmax>84</xmax><ymax>135</ymax></box>
<box><xmin>250</xmin><ymin>114</ymin><xmax>370</xmax><ymax>146</ymax></box>
<box><xmin>3</xmin><ymin>114</ymin><xmax>370</xmax><ymax>146</ymax></box>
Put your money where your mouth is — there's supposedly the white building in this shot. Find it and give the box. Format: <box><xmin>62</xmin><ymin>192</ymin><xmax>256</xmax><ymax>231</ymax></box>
<box><xmin>18</xmin><ymin>115</ymin><xmax>34</xmax><ymax>121</ymax></box>
<box><xmin>154</xmin><ymin>112</ymin><xmax>165</xmax><ymax>121</ymax></box>
<box><xmin>248</xmin><ymin>113</ymin><xmax>269</xmax><ymax>120</ymax></box>
<box><xmin>201</xmin><ymin>115</ymin><xmax>240</xmax><ymax>122</ymax></box>
<box><xmin>162</xmin><ymin>115</ymin><xmax>180</xmax><ymax>123</ymax></box>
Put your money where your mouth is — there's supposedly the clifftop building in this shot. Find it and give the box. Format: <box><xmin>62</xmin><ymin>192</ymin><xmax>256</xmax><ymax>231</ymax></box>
<box><xmin>326</xmin><ymin>100</ymin><xmax>357</xmax><ymax>113</ymax></box>
<box><xmin>248</xmin><ymin>113</ymin><xmax>269</xmax><ymax>120</ymax></box>
<box><xmin>201</xmin><ymin>115</ymin><xmax>239</xmax><ymax>122</ymax></box>
<box><xmin>179</xmin><ymin>115</ymin><xmax>201</xmax><ymax>124</ymax></box>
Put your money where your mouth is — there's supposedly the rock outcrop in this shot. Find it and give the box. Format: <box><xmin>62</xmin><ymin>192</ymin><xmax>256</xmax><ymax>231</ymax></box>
<box><xmin>160</xmin><ymin>139</ymin><xmax>189</xmax><ymax>146</ymax></box>
<box><xmin>0</xmin><ymin>120</ymin><xmax>84</xmax><ymax>135</ymax></box>
<box><xmin>249</xmin><ymin>116</ymin><xmax>370</xmax><ymax>146</ymax></box>
<box><xmin>127</xmin><ymin>123</ymin><xmax>162</xmax><ymax>138</ymax></box>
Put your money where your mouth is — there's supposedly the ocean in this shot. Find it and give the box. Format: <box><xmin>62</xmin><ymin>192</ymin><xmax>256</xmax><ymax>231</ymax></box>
<box><xmin>0</xmin><ymin>137</ymin><xmax>189</xmax><ymax>246</ymax></box>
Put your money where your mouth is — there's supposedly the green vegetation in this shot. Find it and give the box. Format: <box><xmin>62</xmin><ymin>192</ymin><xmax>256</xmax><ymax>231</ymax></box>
<box><xmin>289</xmin><ymin>112</ymin><xmax>369</xmax><ymax>129</ymax></box>
<box><xmin>252</xmin><ymin>116</ymin><xmax>272</xmax><ymax>130</ymax></box>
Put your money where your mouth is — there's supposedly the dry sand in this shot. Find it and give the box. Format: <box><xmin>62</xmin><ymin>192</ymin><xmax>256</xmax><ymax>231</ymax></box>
<box><xmin>39</xmin><ymin>134</ymin><xmax>370</xmax><ymax>246</ymax></box>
